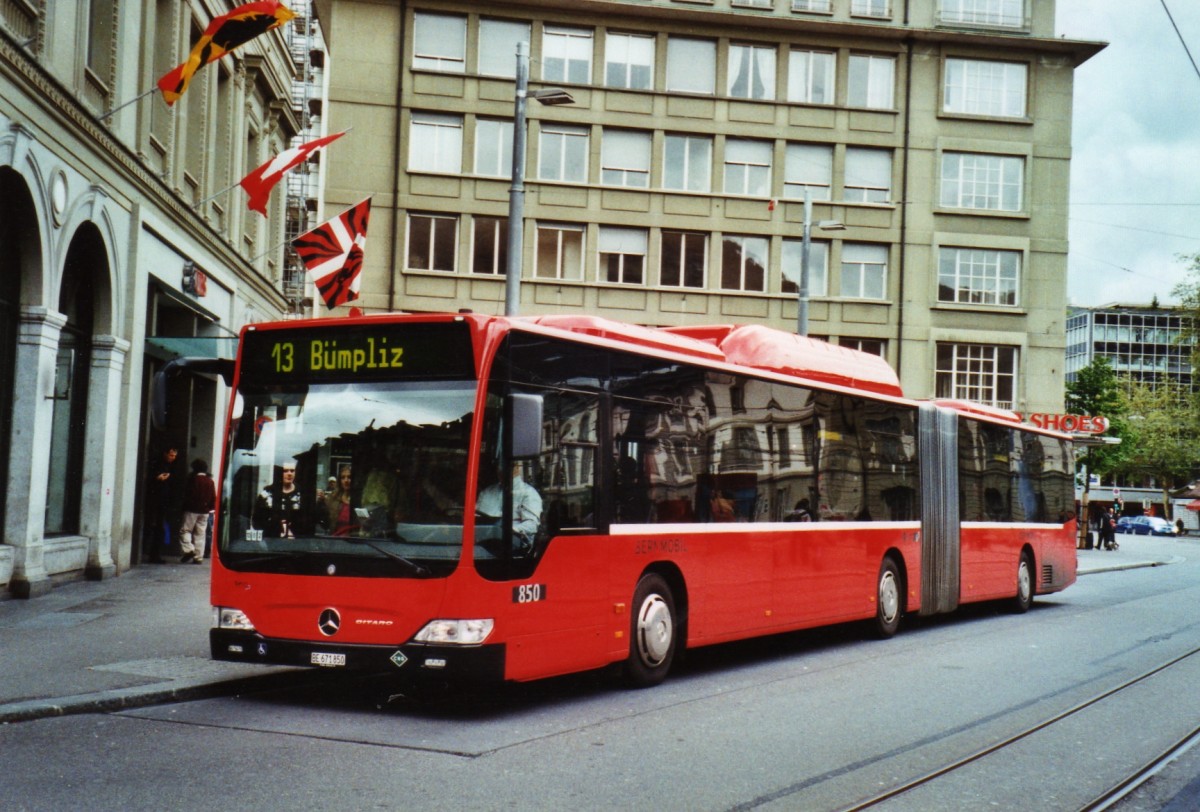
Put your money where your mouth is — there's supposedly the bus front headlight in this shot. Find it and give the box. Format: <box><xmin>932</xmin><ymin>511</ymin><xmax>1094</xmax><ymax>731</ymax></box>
<box><xmin>413</xmin><ymin>619</ymin><xmax>494</xmax><ymax>645</ymax></box>
<box><xmin>213</xmin><ymin>606</ymin><xmax>256</xmax><ymax>632</ymax></box>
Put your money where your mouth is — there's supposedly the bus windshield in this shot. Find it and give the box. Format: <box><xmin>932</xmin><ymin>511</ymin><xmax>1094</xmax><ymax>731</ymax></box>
<box><xmin>220</xmin><ymin>379</ymin><xmax>476</xmax><ymax>578</ymax></box>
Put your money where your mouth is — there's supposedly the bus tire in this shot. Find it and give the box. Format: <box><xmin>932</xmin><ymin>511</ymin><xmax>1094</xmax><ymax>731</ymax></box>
<box><xmin>1011</xmin><ymin>551</ymin><xmax>1034</xmax><ymax>614</ymax></box>
<box><xmin>624</xmin><ymin>573</ymin><xmax>676</xmax><ymax>688</ymax></box>
<box><xmin>873</xmin><ymin>557</ymin><xmax>902</xmax><ymax>639</ymax></box>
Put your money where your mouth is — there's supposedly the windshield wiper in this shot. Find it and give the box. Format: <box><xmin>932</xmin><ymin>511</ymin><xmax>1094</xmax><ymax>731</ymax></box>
<box><xmin>318</xmin><ymin>534</ymin><xmax>431</xmax><ymax>577</ymax></box>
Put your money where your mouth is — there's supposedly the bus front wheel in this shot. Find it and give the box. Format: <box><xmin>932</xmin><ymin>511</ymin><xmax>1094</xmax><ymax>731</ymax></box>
<box><xmin>624</xmin><ymin>573</ymin><xmax>676</xmax><ymax>688</ymax></box>
<box><xmin>873</xmin><ymin>558</ymin><xmax>903</xmax><ymax>639</ymax></box>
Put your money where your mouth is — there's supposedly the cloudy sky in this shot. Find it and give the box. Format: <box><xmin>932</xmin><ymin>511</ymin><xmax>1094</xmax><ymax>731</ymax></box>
<box><xmin>1056</xmin><ymin>1</ymin><xmax>1200</xmax><ymax>307</ymax></box>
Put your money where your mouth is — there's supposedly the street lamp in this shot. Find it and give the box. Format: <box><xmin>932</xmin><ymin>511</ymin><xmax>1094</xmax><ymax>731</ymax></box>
<box><xmin>505</xmin><ymin>41</ymin><xmax>575</xmax><ymax>317</ymax></box>
<box><xmin>797</xmin><ymin>187</ymin><xmax>845</xmax><ymax>336</ymax></box>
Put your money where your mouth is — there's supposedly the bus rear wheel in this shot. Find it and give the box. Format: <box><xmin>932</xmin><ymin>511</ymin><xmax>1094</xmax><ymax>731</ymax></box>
<box><xmin>873</xmin><ymin>558</ymin><xmax>902</xmax><ymax>639</ymax></box>
<box><xmin>624</xmin><ymin>573</ymin><xmax>676</xmax><ymax>688</ymax></box>
<box><xmin>1011</xmin><ymin>551</ymin><xmax>1034</xmax><ymax>614</ymax></box>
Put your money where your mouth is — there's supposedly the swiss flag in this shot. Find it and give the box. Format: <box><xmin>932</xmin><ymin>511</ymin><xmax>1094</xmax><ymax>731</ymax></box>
<box><xmin>292</xmin><ymin>198</ymin><xmax>371</xmax><ymax>310</ymax></box>
<box><xmin>239</xmin><ymin>131</ymin><xmax>346</xmax><ymax>216</ymax></box>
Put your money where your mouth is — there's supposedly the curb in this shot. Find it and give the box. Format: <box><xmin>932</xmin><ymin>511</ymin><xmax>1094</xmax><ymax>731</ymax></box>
<box><xmin>1077</xmin><ymin>555</ymin><xmax>1185</xmax><ymax>577</ymax></box>
<box><xmin>0</xmin><ymin>669</ymin><xmax>311</xmax><ymax>726</ymax></box>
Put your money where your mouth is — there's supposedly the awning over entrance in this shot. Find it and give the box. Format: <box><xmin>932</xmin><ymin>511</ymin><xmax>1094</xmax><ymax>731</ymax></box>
<box><xmin>1186</xmin><ymin>500</ymin><xmax>1200</xmax><ymax>511</ymax></box>
<box><xmin>145</xmin><ymin>336</ymin><xmax>238</xmax><ymax>362</ymax></box>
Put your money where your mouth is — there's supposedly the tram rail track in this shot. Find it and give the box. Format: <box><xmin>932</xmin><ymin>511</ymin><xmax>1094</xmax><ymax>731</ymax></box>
<box><xmin>834</xmin><ymin>645</ymin><xmax>1200</xmax><ymax>812</ymax></box>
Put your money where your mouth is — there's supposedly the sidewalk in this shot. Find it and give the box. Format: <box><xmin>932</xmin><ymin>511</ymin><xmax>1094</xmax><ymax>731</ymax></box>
<box><xmin>0</xmin><ymin>535</ymin><xmax>1191</xmax><ymax>725</ymax></box>
<box><xmin>0</xmin><ymin>560</ymin><xmax>304</xmax><ymax>725</ymax></box>
<box><xmin>1075</xmin><ymin>533</ymin><xmax>1191</xmax><ymax>575</ymax></box>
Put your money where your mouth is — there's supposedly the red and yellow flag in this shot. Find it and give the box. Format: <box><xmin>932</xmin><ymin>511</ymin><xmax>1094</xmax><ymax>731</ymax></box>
<box><xmin>157</xmin><ymin>1</ymin><xmax>295</xmax><ymax>106</ymax></box>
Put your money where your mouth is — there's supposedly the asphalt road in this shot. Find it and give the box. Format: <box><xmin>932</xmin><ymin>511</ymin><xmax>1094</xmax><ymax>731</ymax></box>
<box><xmin>4</xmin><ymin>543</ymin><xmax>1200</xmax><ymax>812</ymax></box>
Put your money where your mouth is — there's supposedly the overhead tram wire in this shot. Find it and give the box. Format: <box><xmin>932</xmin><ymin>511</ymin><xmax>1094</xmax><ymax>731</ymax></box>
<box><xmin>1160</xmin><ymin>0</ymin><xmax>1200</xmax><ymax>85</ymax></box>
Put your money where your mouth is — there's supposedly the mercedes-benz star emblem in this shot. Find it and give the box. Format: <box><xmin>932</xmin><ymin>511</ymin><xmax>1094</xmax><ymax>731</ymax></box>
<box><xmin>318</xmin><ymin>608</ymin><xmax>341</xmax><ymax>637</ymax></box>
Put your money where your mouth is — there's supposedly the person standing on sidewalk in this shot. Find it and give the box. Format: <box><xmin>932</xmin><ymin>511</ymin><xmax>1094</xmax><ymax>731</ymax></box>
<box><xmin>180</xmin><ymin>459</ymin><xmax>217</xmax><ymax>564</ymax></box>
<box><xmin>1099</xmin><ymin>506</ymin><xmax>1117</xmax><ymax>551</ymax></box>
<box><xmin>143</xmin><ymin>445</ymin><xmax>182</xmax><ymax>563</ymax></box>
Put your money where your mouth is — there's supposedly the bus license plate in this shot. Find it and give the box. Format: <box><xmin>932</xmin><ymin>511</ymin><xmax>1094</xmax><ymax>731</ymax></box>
<box><xmin>311</xmin><ymin>651</ymin><xmax>346</xmax><ymax>667</ymax></box>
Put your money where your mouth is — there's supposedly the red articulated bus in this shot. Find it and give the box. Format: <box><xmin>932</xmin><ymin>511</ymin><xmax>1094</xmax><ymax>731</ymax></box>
<box><xmin>204</xmin><ymin>312</ymin><xmax>1076</xmax><ymax>687</ymax></box>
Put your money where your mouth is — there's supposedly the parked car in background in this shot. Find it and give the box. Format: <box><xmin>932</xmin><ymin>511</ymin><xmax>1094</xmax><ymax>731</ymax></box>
<box><xmin>1116</xmin><ymin>516</ymin><xmax>1178</xmax><ymax>536</ymax></box>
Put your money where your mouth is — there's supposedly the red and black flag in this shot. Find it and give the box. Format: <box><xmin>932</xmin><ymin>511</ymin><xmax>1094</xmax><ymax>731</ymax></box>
<box><xmin>293</xmin><ymin>198</ymin><xmax>372</xmax><ymax>310</ymax></box>
<box><xmin>239</xmin><ymin>130</ymin><xmax>347</xmax><ymax>216</ymax></box>
<box><xmin>158</xmin><ymin>1</ymin><xmax>295</xmax><ymax>106</ymax></box>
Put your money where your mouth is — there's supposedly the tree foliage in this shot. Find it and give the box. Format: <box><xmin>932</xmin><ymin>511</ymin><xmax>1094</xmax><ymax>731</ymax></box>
<box><xmin>1116</xmin><ymin>377</ymin><xmax>1200</xmax><ymax>513</ymax></box>
<box><xmin>1171</xmin><ymin>252</ymin><xmax>1200</xmax><ymax>369</ymax></box>
<box><xmin>1065</xmin><ymin>356</ymin><xmax>1131</xmax><ymax>478</ymax></box>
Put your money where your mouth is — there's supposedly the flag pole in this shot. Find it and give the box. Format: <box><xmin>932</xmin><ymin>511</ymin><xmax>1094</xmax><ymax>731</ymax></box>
<box><xmin>247</xmin><ymin>236</ymin><xmax>297</xmax><ymax>266</ymax></box>
<box><xmin>98</xmin><ymin>86</ymin><xmax>158</xmax><ymax>122</ymax></box>
<box><xmin>194</xmin><ymin>181</ymin><xmax>242</xmax><ymax>210</ymax></box>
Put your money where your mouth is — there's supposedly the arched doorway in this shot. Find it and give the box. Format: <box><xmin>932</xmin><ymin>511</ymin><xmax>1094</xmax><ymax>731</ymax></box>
<box><xmin>0</xmin><ymin>168</ymin><xmax>40</xmax><ymax>537</ymax></box>
<box><xmin>46</xmin><ymin>225</ymin><xmax>105</xmax><ymax>535</ymax></box>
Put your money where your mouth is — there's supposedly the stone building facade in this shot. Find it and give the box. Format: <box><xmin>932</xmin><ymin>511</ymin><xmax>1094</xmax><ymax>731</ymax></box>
<box><xmin>0</xmin><ymin>1</ymin><xmax>307</xmax><ymax>597</ymax></box>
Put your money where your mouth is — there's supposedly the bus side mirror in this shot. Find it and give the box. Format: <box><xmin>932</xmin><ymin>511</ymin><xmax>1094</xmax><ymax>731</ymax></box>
<box><xmin>151</xmin><ymin>357</ymin><xmax>236</xmax><ymax>431</ymax></box>
<box><xmin>510</xmin><ymin>393</ymin><xmax>543</xmax><ymax>459</ymax></box>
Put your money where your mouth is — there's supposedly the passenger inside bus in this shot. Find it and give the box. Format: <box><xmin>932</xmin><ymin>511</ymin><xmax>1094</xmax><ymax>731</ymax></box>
<box><xmin>318</xmin><ymin>464</ymin><xmax>357</xmax><ymax>536</ymax></box>
<box><xmin>252</xmin><ymin>459</ymin><xmax>316</xmax><ymax>538</ymax></box>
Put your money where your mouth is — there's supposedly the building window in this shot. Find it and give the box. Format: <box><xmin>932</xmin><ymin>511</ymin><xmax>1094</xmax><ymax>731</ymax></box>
<box><xmin>848</xmin><ymin>54</ymin><xmax>895</xmax><ymax>109</ymax></box>
<box><xmin>734</xmin><ymin>0</ymin><xmax>773</xmax><ymax>7</ymax></box>
<box><xmin>86</xmin><ymin>0</ymin><xmax>116</xmax><ymax>88</ymax></box>
<box><xmin>474</xmin><ymin>119</ymin><xmax>513</xmax><ymax>177</ymax></box>
<box><xmin>472</xmin><ymin>216</ymin><xmax>508</xmax><ymax>275</ymax></box>
<box><xmin>852</xmin><ymin>0</ymin><xmax>891</xmax><ymax>16</ymax></box>
<box><xmin>408</xmin><ymin>214</ymin><xmax>457</xmax><ymax>272</ymax></box>
<box><xmin>944</xmin><ymin>58</ymin><xmax>1027</xmax><ymax>118</ymax></box>
<box><xmin>939</xmin><ymin>0</ymin><xmax>1024</xmax><ymax>28</ymax></box>
<box><xmin>539</xmin><ymin>124</ymin><xmax>589</xmax><ymax>182</ymax></box>
<box><xmin>601</xmin><ymin>129</ymin><xmax>651</xmax><ymax>187</ymax></box>
<box><xmin>938</xmin><ymin>247</ymin><xmax>1020</xmax><ymax>306</ymax></box>
<box><xmin>781</xmin><ymin>239</ymin><xmax>829</xmax><ymax>295</ymax></box>
<box><xmin>667</xmin><ymin>37</ymin><xmax>716</xmax><ymax>95</ymax></box>
<box><xmin>792</xmin><ymin>0</ymin><xmax>832</xmax><ymax>11</ymax></box>
<box><xmin>721</xmin><ymin>235</ymin><xmax>768</xmax><ymax>292</ymax></box>
<box><xmin>661</xmin><ymin>230</ymin><xmax>707</xmax><ymax>288</ymax></box>
<box><xmin>413</xmin><ymin>12</ymin><xmax>466</xmax><ymax>73</ymax></box>
<box><xmin>664</xmin><ymin>134</ymin><xmax>713</xmax><ymax>192</ymax></box>
<box><xmin>841</xmin><ymin>243</ymin><xmax>887</xmax><ymax>299</ymax></box>
<box><xmin>844</xmin><ymin>147</ymin><xmax>892</xmax><ymax>203</ymax></box>
<box><xmin>787</xmin><ymin>49</ymin><xmax>835</xmax><ymax>104</ymax></box>
<box><xmin>536</xmin><ymin>223</ymin><xmax>585</xmax><ymax>279</ymax></box>
<box><xmin>409</xmin><ymin>112</ymin><xmax>462</xmax><ymax>174</ymax></box>
<box><xmin>839</xmin><ymin>337</ymin><xmax>886</xmax><ymax>356</ymax></box>
<box><xmin>600</xmin><ymin>227</ymin><xmax>648</xmax><ymax>284</ymax></box>
<box><xmin>728</xmin><ymin>43</ymin><xmax>776</xmax><ymax>100</ymax></box>
<box><xmin>784</xmin><ymin>143</ymin><xmax>833</xmax><ymax>201</ymax></box>
<box><xmin>479</xmin><ymin>19</ymin><xmax>530</xmax><ymax>78</ymax></box>
<box><xmin>940</xmin><ymin>152</ymin><xmax>1023</xmax><ymax>212</ymax></box>
<box><xmin>936</xmin><ymin>343</ymin><xmax>1017</xmax><ymax>408</ymax></box>
<box><xmin>543</xmin><ymin>25</ymin><xmax>592</xmax><ymax>84</ymax></box>
<box><xmin>724</xmin><ymin>138</ymin><xmax>772</xmax><ymax>197</ymax></box>
<box><xmin>606</xmin><ymin>32</ymin><xmax>654</xmax><ymax>90</ymax></box>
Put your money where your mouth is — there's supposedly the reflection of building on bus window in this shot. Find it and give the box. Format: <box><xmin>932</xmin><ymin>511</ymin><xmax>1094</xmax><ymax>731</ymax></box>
<box><xmin>477</xmin><ymin>462</ymin><xmax>542</xmax><ymax>549</ymax></box>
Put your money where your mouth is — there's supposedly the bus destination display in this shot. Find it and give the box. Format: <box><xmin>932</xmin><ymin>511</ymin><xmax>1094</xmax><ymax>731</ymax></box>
<box><xmin>241</xmin><ymin>322</ymin><xmax>475</xmax><ymax>383</ymax></box>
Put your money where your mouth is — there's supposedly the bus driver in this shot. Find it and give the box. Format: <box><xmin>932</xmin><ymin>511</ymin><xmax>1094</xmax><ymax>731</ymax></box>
<box><xmin>476</xmin><ymin>462</ymin><xmax>542</xmax><ymax>552</ymax></box>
